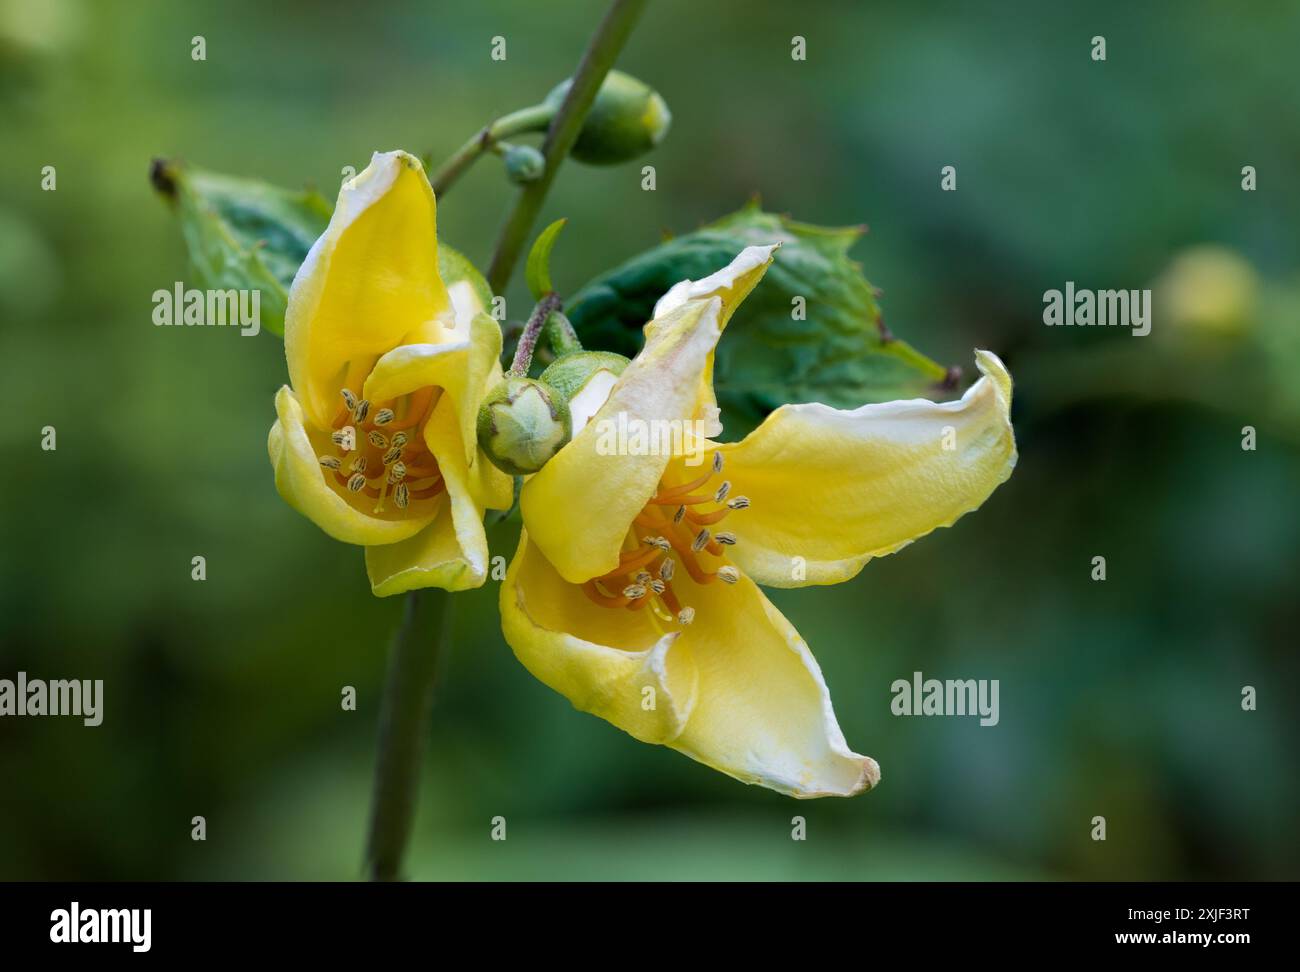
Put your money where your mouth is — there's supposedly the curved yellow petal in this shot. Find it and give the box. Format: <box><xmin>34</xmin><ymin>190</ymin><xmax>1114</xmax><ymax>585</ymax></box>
<box><xmin>650</xmin><ymin>242</ymin><xmax>779</xmax><ymax>432</ymax></box>
<box><xmin>362</xmin><ymin>310</ymin><xmax>502</xmax><ymax>470</ymax></box>
<box><xmin>267</xmin><ymin>386</ymin><xmax>434</xmax><ymax>546</ymax></box>
<box><xmin>285</xmin><ymin>150</ymin><xmax>450</xmax><ymax>429</ymax></box>
<box><xmin>365</xmin><ymin>394</ymin><xmax>494</xmax><ymax>595</ymax></box>
<box><xmin>499</xmin><ymin>530</ymin><xmax>876</xmax><ymax>797</ymax></box>
<box><xmin>669</xmin><ymin>571</ymin><xmax>879</xmax><ymax>798</ymax></box>
<box><xmin>719</xmin><ymin>349</ymin><xmax>1017</xmax><ymax>588</ymax></box>
<box><xmin>520</xmin><ymin>246</ymin><xmax>779</xmax><ymax>585</ymax></box>
<box><xmin>521</xmin><ymin>297</ymin><xmax>722</xmax><ymax>583</ymax></box>
<box><xmin>500</xmin><ymin>530</ymin><xmax>699</xmax><ymax>744</ymax></box>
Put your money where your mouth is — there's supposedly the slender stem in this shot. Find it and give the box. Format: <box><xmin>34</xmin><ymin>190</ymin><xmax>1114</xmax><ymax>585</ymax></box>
<box><xmin>486</xmin><ymin>0</ymin><xmax>649</xmax><ymax>293</ymax></box>
<box><xmin>430</xmin><ymin>103</ymin><xmax>554</xmax><ymax>197</ymax></box>
<box><xmin>364</xmin><ymin>588</ymin><xmax>451</xmax><ymax>881</ymax></box>
<box><xmin>509</xmin><ymin>293</ymin><xmax>563</xmax><ymax>376</ymax></box>
<box><xmin>547</xmin><ymin>310</ymin><xmax>583</xmax><ymax>357</ymax></box>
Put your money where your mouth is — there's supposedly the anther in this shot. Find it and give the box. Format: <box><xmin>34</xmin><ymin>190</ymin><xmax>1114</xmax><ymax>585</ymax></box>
<box><xmin>715</xmin><ymin>532</ymin><xmax>737</xmax><ymax>545</ymax></box>
<box><xmin>374</xmin><ymin>408</ymin><xmax>395</xmax><ymax>427</ymax></box>
<box><xmin>650</xmin><ymin>579</ymin><xmax>666</xmax><ymax>595</ymax></box>
<box><xmin>622</xmin><ymin>584</ymin><xmax>646</xmax><ymax>599</ymax></box>
<box><xmin>349</xmin><ymin>456</ymin><xmax>368</xmax><ymax>473</ymax></box>
<box><xmin>368</xmin><ymin>431</ymin><xmax>389</xmax><ymax>449</ymax></box>
<box><xmin>331</xmin><ymin>426</ymin><xmax>356</xmax><ymax>450</ymax></box>
<box><xmin>340</xmin><ymin>388</ymin><xmax>357</xmax><ymax>410</ymax></box>
<box><xmin>673</xmin><ymin>505</ymin><xmax>686</xmax><ymax>524</ymax></box>
<box><xmin>391</xmin><ymin>432</ymin><xmax>409</xmax><ymax>449</ymax></box>
<box><xmin>642</xmin><ymin>536</ymin><xmax>671</xmax><ymax>551</ymax></box>
<box><xmin>717</xmin><ymin>566</ymin><xmax>740</xmax><ymax>584</ymax></box>
<box><xmin>658</xmin><ymin>558</ymin><xmax>675</xmax><ymax>581</ymax></box>
<box><xmin>388</xmin><ymin>462</ymin><xmax>407</xmax><ymax>484</ymax></box>
<box><xmin>714</xmin><ymin>480</ymin><xmax>731</xmax><ymax>503</ymax></box>
<box><xmin>712</xmin><ymin>452</ymin><xmax>723</xmax><ymax>474</ymax></box>
<box><xmin>677</xmin><ymin>607</ymin><xmax>696</xmax><ymax>625</ymax></box>
<box><xmin>394</xmin><ymin>483</ymin><xmax>410</xmax><ymax>509</ymax></box>
<box><xmin>692</xmin><ymin>529</ymin><xmax>710</xmax><ymax>552</ymax></box>
<box><xmin>726</xmin><ymin>496</ymin><xmax>750</xmax><ymax>510</ymax></box>
<box><xmin>318</xmin><ymin>455</ymin><xmax>342</xmax><ymax>470</ymax></box>
<box><xmin>635</xmin><ymin>571</ymin><xmax>652</xmax><ymax>585</ymax></box>
<box><xmin>346</xmin><ymin>472</ymin><xmax>366</xmax><ymax>493</ymax></box>
<box><xmin>383</xmin><ymin>447</ymin><xmax>403</xmax><ymax>465</ymax></box>
<box><xmin>352</xmin><ymin>399</ymin><xmax>371</xmax><ymax>424</ymax></box>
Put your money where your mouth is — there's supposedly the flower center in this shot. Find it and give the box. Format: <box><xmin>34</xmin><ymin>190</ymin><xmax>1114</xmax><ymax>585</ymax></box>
<box><xmin>581</xmin><ymin>450</ymin><xmax>749</xmax><ymax>627</ymax></box>
<box><xmin>316</xmin><ymin>360</ymin><xmax>444</xmax><ymax>517</ymax></box>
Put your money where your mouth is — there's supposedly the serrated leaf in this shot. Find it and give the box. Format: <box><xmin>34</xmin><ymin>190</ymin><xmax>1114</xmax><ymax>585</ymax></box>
<box><xmin>152</xmin><ymin>160</ymin><xmax>331</xmax><ymax>337</ymax></box>
<box><xmin>566</xmin><ymin>203</ymin><xmax>955</xmax><ymax>435</ymax></box>
<box><xmin>152</xmin><ymin>160</ymin><xmax>494</xmax><ymax>337</ymax></box>
<box><xmin>526</xmin><ymin>218</ymin><xmax>568</xmax><ymax>300</ymax></box>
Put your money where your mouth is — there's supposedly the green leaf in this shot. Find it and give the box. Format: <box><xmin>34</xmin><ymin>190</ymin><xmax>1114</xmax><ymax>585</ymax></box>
<box><xmin>525</xmin><ymin>218</ymin><xmax>568</xmax><ymax>300</ymax></box>
<box><xmin>151</xmin><ymin>160</ymin><xmax>331</xmax><ymax>338</ymax></box>
<box><xmin>151</xmin><ymin>160</ymin><xmax>494</xmax><ymax>337</ymax></box>
<box><xmin>566</xmin><ymin>203</ymin><xmax>956</xmax><ymax>436</ymax></box>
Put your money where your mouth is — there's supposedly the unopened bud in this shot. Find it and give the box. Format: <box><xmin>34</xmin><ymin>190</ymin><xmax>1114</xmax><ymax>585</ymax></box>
<box><xmin>477</xmin><ymin>377</ymin><xmax>572</xmax><ymax>475</ymax></box>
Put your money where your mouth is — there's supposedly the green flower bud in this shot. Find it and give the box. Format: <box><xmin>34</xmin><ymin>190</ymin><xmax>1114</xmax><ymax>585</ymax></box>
<box><xmin>1154</xmin><ymin>245</ymin><xmax>1258</xmax><ymax>341</ymax></box>
<box><xmin>502</xmin><ymin>143</ymin><xmax>545</xmax><ymax>184</ymax></box>
<box><xmin>539</xmin><ymin>350</ymin><xmax>630</xmax><ymax>402</ymax></box>
<box><xmin>545</xmin><ymin>70</ymin><xmax>671</xmax><ymax>166</ymax></box>
<box><xmin>477</xmin><ymin>377</ymin><xmax>572</xmax><ymax>475</ymax></box>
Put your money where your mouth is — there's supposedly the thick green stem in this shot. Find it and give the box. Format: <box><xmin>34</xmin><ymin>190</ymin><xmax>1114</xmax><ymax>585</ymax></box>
<box><xmin>430</xmin><ymin>103</ymin><xmax>554</xmax><ymax>197</ymax></box>
<box><xmin>364</xmin><ymin>588</ymin><xmax>450</xmax><ymax>881</ymax></box>
<box><xmin>486</xmin><ymin>0</ymin><xmax>649</xmax><ymax>293</ymax></box>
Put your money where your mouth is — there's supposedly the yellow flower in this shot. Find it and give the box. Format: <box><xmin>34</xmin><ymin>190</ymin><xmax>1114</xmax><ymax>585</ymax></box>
<box><xmin>501</xmin><ymin>246</ymin><xmax>1017</xmax><ymax>797</ymax></box>
<box><xmin>268</xmin><ymin>151</ymin><xmax>513</xmax><ymax>595</ymax></box>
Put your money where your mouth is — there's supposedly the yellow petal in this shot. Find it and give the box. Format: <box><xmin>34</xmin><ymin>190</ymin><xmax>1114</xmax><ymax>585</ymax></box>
<box><xmin>499</xmin><ymin>531</ymin><xmax>876</xmax><ymax>797</ymax></box>
<box><xmin>650</xmin><ymin>243</ymin><xmax>779</xmax><ymax>434</ymax></box>
<box><xmin>285</xmin><ymin>150</ymin><xmax>450</xmax><ymax>429</ymax></box>
<box><xmin>519</xmin><ymin>246</ymin><xmax>777</xmax><ymax>584</ymax></box>
<box><xmin>500</xmin><ymin>530</ymin><xmax>699</xmax><ymax>744</ymax></box>
<box><xmin>669</xmin><ymin>571</ymin><xmax>879</xmax><ymax>798</ymax></box>
<box><xmin>362</xmin><ymin>310</ymin><xmax>502</xmax><ymax>470</ymax></box>
<box><xmin>267</xmin><ymin>385</ymin><xmax>433</xmax><ymax>546</ymax></box>
<box><xmin>717</xmin><ymin>349</ymin><xmax>1017</xmax><ymax>587</ymax></box>
<box><xmin>366</xmin><ymin>394</ymin><xmax>494</xmax><ymax>595</ymax></box>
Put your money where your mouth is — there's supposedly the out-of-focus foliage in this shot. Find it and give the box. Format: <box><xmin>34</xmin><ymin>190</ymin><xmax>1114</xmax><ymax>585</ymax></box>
<box><xmin>1</xmin><ymin>0</ymin><xmax>1297</xmax><ymax>882</ymax></box>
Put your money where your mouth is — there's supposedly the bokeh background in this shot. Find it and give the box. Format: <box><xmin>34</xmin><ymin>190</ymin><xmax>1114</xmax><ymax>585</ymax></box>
<box><xmin>2</xmin><ymin>0</ymin><xmax>1297</xmax><ymax>880</ymax></box>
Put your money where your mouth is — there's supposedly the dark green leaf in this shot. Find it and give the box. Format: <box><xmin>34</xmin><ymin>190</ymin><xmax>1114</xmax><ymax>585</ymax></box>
<box><xmin>567</xmin><ymin>203</ymin><xmax>956</xmax><ymax>436</ymax></box>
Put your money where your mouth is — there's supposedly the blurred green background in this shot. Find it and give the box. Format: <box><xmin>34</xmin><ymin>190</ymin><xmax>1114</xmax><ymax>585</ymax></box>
<box><xmin>2</xmin><ymin>0</ymin><xmax>1297</xmax><ymax>880</ymax></box>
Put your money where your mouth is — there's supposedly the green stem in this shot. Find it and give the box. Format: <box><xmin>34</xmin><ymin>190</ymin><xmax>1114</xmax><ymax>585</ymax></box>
<box><xmin>547</xmin><ymin>310</ymin><xmax>583</xmax><ymax>357</ymax></box>
<box><xmin>430</xmin><ymin>103</ymin><xmax>554</xmax><ymax>197</ymax></box>
<box><xmin>509</xmin><ymin>293</ymin><xmax>563</xmax><ymax>376</ymax></box>
<box><xmin>364</xmin><ymin>588</ymin><xmax>450</xmax><ymax>881</ymax></box>
<box><xmin>486</xmin><ymin>0</ymin><xmax>649</xmax><ymax>293</ymax></box>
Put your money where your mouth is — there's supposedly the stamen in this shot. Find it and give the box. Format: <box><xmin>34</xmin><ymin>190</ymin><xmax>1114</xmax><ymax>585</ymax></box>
<box><xmin>353</xmin><ymin>400</ymin><xmax>371</xmax><ymax>424</ymax></box>
<box><xmin>715</xmin><ymin>532</ymin><xmax>737</xmax><ymax>545</ymax></box>
<box><xmin>349</xmin><ymin>456</ymin><xmax>368</xmax><ymax>473</ymax></box>
<box><xmin>727</xmin><ymin>496</ymin><xmax>750</xmax><ymax>510</ymax></box>
<box><xmin>635</xmin><ymin>571</ymin><xmax>652</xmax><ymax>585</ymax></box>
<box><xmin>622</xmin><ymin>584</ymin><xmax>646</xmax><ymax>600</ymax></box>
<box><xmin>340</xmin><ymin>388</ymin><xmax>357</xmax><ymax>410</ymax></box>
<box><xmin>714</xmin><ymin>480</ymin><xmax>731</xmax><ymax>503</ymax></box>
<box><xmin>368</xmin><ymin>430</ymin><xmax>389</xmax><ymax>449</ymax></box>
<box><xmin>650</xmin><ymin>579</ymin><xmax>666</xmax><ymax>595</ymax></box>
<box><xmin>673</xmin><ymin>505</ymin><xmax>686</xmax><ymax>524</ymax></box>
<box><xmin>383</xmin><ymin>447</ymin><xmax>403</xmax><ymax>465</ymax></box>
<box><xmin>391</xmin><ymin>432</ymin><xmax>409</xmax><ymax>449</ymax></box>
<box><xmin>318</xmin><ymin>455</ymin><xmax>342</xmax><ymax>470</ymax></box>
<box><xmin>717</xmin><ymin>566</ymin><xmax>740</xmax><ymax>584</ymax></box>
<box><xmin>678</xmin><ymin>607</ymin><xmax>696</xmax><ymax>625</ymax></box>
<box><xmin>658</xmin><ymin>558</ymin><xmax>675</xmax><ymax>581</ymax></box>
<box><xmin>642</xmin><ymin>536</ymin><xmax>671</xmax><ymax>551</ymax></box>
<box><xmin>374</xmin><ymin>408</ymin><xmax>395</xmax><ymax>426</ymax></box>
<box><xmin>388</xmin><ymin>462</ymin><xmax>407</xmax><ymax>483</ymax></box>
<box><xmin>346</xmin><ymin>472</ymin><xmax>367</xmax><ymax>492</ymax></box>
<box><xmin>712</xmin><ymin>452</ymin><xmax>723</xmax><ymax>474</ymax></box>
<box><xmin>394</xmin><ymin>483</ymin><xmax>410</xmax><ymax>509</ymax></box>
<box><xmin>692</xmin><ymin>528</ymin><xmax>710</xmax><ymax>552</ymax></box>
